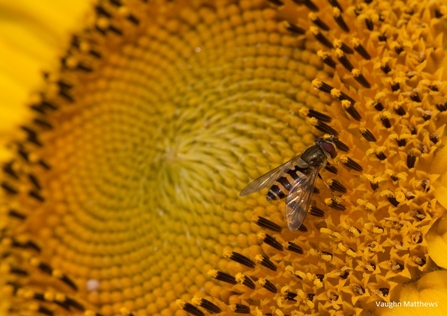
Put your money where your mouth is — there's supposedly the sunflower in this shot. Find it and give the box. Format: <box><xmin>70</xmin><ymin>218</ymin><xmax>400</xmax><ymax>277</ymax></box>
<box><xmin>1</xmin><ymin>0</ymin><xmax>447</xmax><ymax>316</ymax></box>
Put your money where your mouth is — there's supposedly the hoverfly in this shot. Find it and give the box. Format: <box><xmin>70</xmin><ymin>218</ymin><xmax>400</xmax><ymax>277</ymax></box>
<box><xmin>240</xmin><ymin>136</ymin><xmax>337</xmax><ymax>231</ymax></box>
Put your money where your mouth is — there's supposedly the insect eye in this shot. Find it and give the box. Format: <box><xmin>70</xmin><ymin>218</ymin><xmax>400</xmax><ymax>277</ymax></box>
<box><xmin>321</xmin><ymin>142</ymin><xmax>337</xmax><ymax>158</ymax></box>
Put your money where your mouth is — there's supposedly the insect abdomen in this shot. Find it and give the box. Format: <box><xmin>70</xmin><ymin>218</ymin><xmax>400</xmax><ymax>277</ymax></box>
<box><xmin>266</xmin><ymin>166</ymin><xmax>302</xmax><ymax>201</ymax></box>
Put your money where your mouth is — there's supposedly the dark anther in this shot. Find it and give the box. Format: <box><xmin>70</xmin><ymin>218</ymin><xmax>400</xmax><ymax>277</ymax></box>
<box><xmin>353</xmin><ymin>42</ymin><xmax>371</xmax><ymax>60</ymax></box>
<box><xmin>328</xmin><ymin>198</ymin><xmax>346</xmax><ymax>210</ymax></box>
<box><xmin>76</xmin><ymin>63</ymin><xmax>93</xmax><ymax>72</ymax></box>
<box><xmin>95</xmin><ymin>5</ymin><xmax>112</xmax><ymax>18</ymax></box>
<box><xmin>310</xmin><ymin>14</ymin><xmax>330</xmax><ymax>31</ymax></box>
<box><xmin>387</xmin><ymin>196</ymin><xmax>399</xmax><ymax>207</ymax></box>
<box><xmin>182</xmin><ymin>303</ymin><xmax>204</xmax><ymax>316</ymax></box>
<box><xmin>325</xmin><ymin>163</ymin><xmax>338</xmax><ymax>174</ymax></box>
<box><xmin>260</xmin><ymin>256</ymin><xmax>277</xmax><ymax>271</ymax></box>
<box><xmin>421</xmin><ymin>110</ymin><xmax>432</xmax><ymax>121</ymax></box>
<box><xmin>343</xmin><ymin>102</ymin><xmax>362</xmax><ymax>121</ymax></box>
<box><xmin>108</xmin><ymin>25</ymin><xmax>123</xmax><ymax>35</ymax></box>
<box><xmin>394</xmin><ymin>106</ymin><xmax>406</xmax><ymax>116</ymax></box>
<box><xmin>298</xmin><ymin>223</ymin><xmax>308</xmax><ymax>232</ymax></box>
<box><xmin>109</xmin><ymin>0</ymin><xmax>122</xmax><ymax>6</ymax></box>
<box><xmin>33</xmin><ymin>293</ymin><xmax>45</xmax><ymax>301</ymax></box>
<box><xmin>37</xmin><ymin>306</ymin><xmax>54</xmax><ymax>316</ymax></box>
<box><xmin>319</xmin><ymin>53</ymin><xmax>336</xmax><ymax>68</ymax></box>
<box><xmin>18</xmin><ymin>146</ymin><xmax>30</xmax><ymax>161</ymax></box>
<box><xmin>380</xmin><ymin>63</ymin><xmax>391</xmax><ymax>74</ymax></box>
<box><xmin>313</xmin><ymin>80</ymin><xmax>334</xmax><ymax>93</ymax></box>
<box><xmin>234</xmin><ymin>304</ymin><xmax>250</xmax><ymax>314</ymax></box>
<box><xmin>30</xmin><ymin>101</ymin><xmax>58</xmax><ymax>114</ymax></box>
<box><xmin>375</xmin><ymin>152</ymin><xmax>387</xmax><ymax>161</ymax></box>
<box><xmin>94</xmin><ymin>26</ymin><xmax>106</xmax><ymax>35</ymax></box>
<box><xmin>199</xmin><ymin>298</ymin><xmax>222</xmax><ymax>314</ymax></box>
<box><xmin>24</xmin><ymin>240</ymin><xmax>40</xmax><ymax>252</ymax></box>
<box><xmin>314</xmin><ymin>120</ymin><xmax>339</xmax><ymax>136</ymax></box>
<box><xmin>307</xmin><ymin>109</ymin><xmax>332</xmax><ymax>122</ymax></box>
<box><xmin>29</xmin><ymin>190</ymin><xmax>45</xmax><ymax>202</ymax></box>
<box><xmin>333</xmin><ymin>12</ymin><xmax>349</xmax><ymax>33</ymax></box>
<box><xmin>429</xmin><ymin>133</ymin><xmax>440</xmax><ymax>144</ymax></box>
<box><xmin>284</xmin><ymin>291</ymin><xmax>298</xmax><ymax>301</ymax></box>
<box><xmin>378</xmin><ymin>33</ymin><xmax>387</xmax><ymax>41</ymax></box>
<box><xmin>284</xmin><ymin>21</ymin><xmax>305</xmax><ymax>34</ymax></box>
<box><xmin>336</xmin><ymin>51</ymin><xmax>354</xmax><ymax>71</ymax></box>
<box><xmin>334</xmin><ymin>138</ymin><xmax>349</xmax><ymax>152</ymax></box>
<box><xmin>287</xmin><ymin>241</ymin><xmax>304</xmax><ymax>254</ymax></box>
<box><xmin>262</xmin><ymin>234</ymin><xmax>284</xmax><ymax>251</ymax></box>
<box><xmin>89</xmin><ymin>50</ymin><xmax>102</xmax><ymax>58</ymax></box>
<box><xmin>58</xmin><ymin>90</ymin><xmax>74</xmax><ymax>102</ymax></box>
<box><xmin>28</xmin><ymin>174</ymin><xmax>41</xmax><ymax>190</ymax></box>
<box><xmin>214</xmin><ymin>271</ymin><xmax>237</xmax><ymax>285</ymax></box>
<box><xmin>336</xmin><ymin>41</ymin><xmax>354</xmax><ymax>54</ymax></box>
<box><xmin>20</xmin><ymin>126</ymin><xmax>42</xmax><ymax>146</ymax></box>
<box><xmin>329</xmin><ymin>0</ymin><xmax>343</xmax><ymax>11</ymax></box>
<box><xmin>127</xmin><ymin>14</ymin><xmax>140</xmax><ymax>25</ymax></box>
<box><xmin>261</xmin><ymin>279</ymin><xmax>278</xmax><ymax>293</ymax></box>
<box><xmin>311</xmin><ymin>28</ymin><xmax>333</xmax><ymax>49</ymax></box>
<box><xmin>360</xmin><ymin>128</ymin><xmax>376</xmax><ymax>142</ymax></box>
<box><xmin>396</xmin><ymin>137</ymin><xmax>407</xmax><ymax>147</ymax></box>
<box><xmin>3</xmin><ymin>161</ymin><xmax>19</xmax><ymax>180</ymax></box>
<box><xmin>329</xmin><ymin>180</ymin><xmax>347</xmax><ymax>193</ymax></box>
<box><xmin>380</xmin><ymin>116</ymin><xmax>391</xmax><ymax>128</ymax></box>
<box><xmin>428</xmin><ymin>84</ymin><xmax>439</xmax><ymax>91</ymax></box>
<box><xmin>65</xmin><ymin>297</ymin><xmax>85</xmax><ymax>311</ymax></box>
<box><xmin>379</xmin><ymin>288</ymin><xmax>389</xmax><ymax>297</ymax></box>
<box><xmin>410</xmin><ymin>93</ymin><xmax>421</xmax><ymax>102</ymax></box>
<box><xmin>352</xmin><ymin>70</ymin><xmax>371</xmax><ymax>88</ymax></box>
<box><xmin>364</xmin><ymin>18</ymin><xmax>373</xmax><ymax>30</ymax></box>
<box><xmin>394</xmin><ymin>45</ymin><xmax>404</xmax><ymax>54</ymax></box>
<box><xmin>342</xmin><ymin>157</ymin><xmax>363</xmax><ymax>171</ymax></box>
<box><xmin>267</xmin><ymin>0</ymin><xmax>284</xmax><ymax>6</ymax></box>
<box><xmin>370</xmin><ymin>181</ymin><xmax>379</xmax><ymax>191</ymax></box>
<box><xmin>33</xmin><ymin>118</ymin><xmax>53</xmax><ymax>130</ymax></box>
<box><xmin>60</xmin><ymin>275</ymin><xmax>78</xmax><ymax>291</ymax></box>
<box><xmin>309</xmin><ymin>205</ymin><xmax>324</xmax><ymax>217</ymax></box>
<box><xmin>39</xmin><ymin>159</ymin><xmax>51</xmax><ymax>170</ymax></box>
<box><xmin>10</xmin><ymin>267</ymin><xmax>28</xmax><ymax>276</ymax></box>
<box><xmin>1</xmin><ymin>182</ymin><xmax>19</xmax><ymax>195</ymax></box>
<box><xmin>292</xmin><ymin>0</ymin><xmax>319</xmax><ymax>12</ymax></box>
<box><xmin>37</xmin><ymin>262</ymin><xmax>53</xmax><ymax>274</ymax></box>
<box><xmin>407</xmin><ymin>151</ymin><xmax>416</xmax><ymax>168</ymax></box>
<box><xmin>8</xmin><ymin>209</ymin><xmax>26</xmax><ymax>220</ymax></box>
<box><xmin>391</xmin><ymin>82</ymin><xmax>400</xmax><ymax>91</ymax></box>
<box><xmin>334</xmin><ymin>90</ymin><xmax>356</xmax><ymax>104</ymax></box>
<box><xmin>240</xmin><ymin>275</ymin><xmax>256</xmax><ymax>289</ymax></box>
<box><xmin>339</xmin><ymin>270</ymin><xmax>349</xmax><ymax>279</ymax></box>
<box><xmin>228</xmin><ymin>252</ymin><xmax>256</xmax><ymax>268</ymax></box>
<box><xmin>374</xmin><ymin>101</ymin><xmax>384</xmax><ymax>111</ymax></box>
<box><xmin>436</xmin><ymin>102</ymin><xmax>447</xmax><ymax>112</ymax></box>
<box><xmin>254</xmin><ymin>216</ymin><xmax>282</xmax><ymax>232</ymax></box>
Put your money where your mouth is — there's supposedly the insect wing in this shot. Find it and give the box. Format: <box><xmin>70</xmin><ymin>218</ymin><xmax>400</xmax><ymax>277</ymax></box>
<box><xmin>285</xmin><ymin>166</ymin><xmax>320</xmax><ymax>231</ymax></box>
<box><xmin>240</xmin><ymin>155</ymin><xmax>302</xmax><ymax>196</ymax></box>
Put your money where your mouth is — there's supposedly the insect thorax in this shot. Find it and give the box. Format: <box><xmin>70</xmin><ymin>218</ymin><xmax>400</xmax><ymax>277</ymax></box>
<box><xmin>301</xmin><ymin>146</ymin><xmax>328</xmax><ymax>168</ymax></box>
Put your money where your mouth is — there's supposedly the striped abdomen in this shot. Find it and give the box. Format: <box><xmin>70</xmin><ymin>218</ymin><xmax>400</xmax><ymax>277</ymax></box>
<box><xmin>266</xmin><ymin>165</ymin><xmax>306</xmax><ymax>200</ymax></box>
